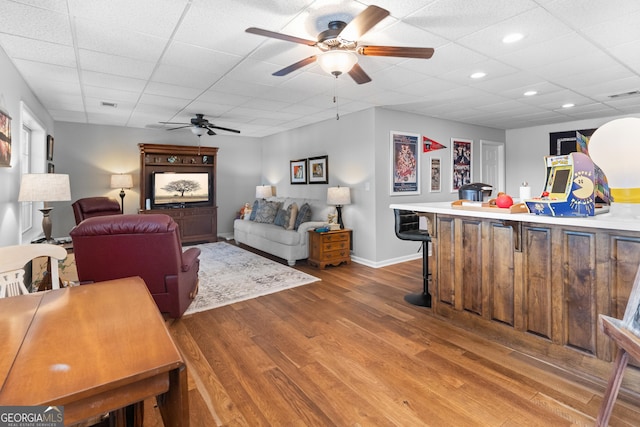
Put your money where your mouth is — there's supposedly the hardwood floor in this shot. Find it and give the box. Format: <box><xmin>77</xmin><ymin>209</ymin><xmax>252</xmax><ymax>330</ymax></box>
<box><xmin>147</xmin><ymin>255</ymin><xmax>640</xmax><ymax>426</ymax></box>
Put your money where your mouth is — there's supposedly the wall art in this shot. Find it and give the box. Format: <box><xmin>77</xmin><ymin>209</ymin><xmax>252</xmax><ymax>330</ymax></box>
<box><xmin>308</xmin><ymin>155</ymin><xmax>328</xmax><ymax>184</ymax></box>
<box><xmin>390</xmin><ymin>131</ymin><xmax>420</xmax><ymax>195</ymax></box>
<box><xmin>46</xmin><ymin>134</ymin><xmax>54</xmax><ymax>161</ymax></box>
<box><xmin>0</xmin><ymin>109</ymin><xmax>12</xmax><ymax>167</ymax></box>
<box><xmin>451</xmin><ymin>138</ymin><xmax>472</xmax><ymax>192</ymax></box>
<box><xmin>430</xmin><ymin>157</ymin><xmax>441</xmax><ymax>192</ymax></box>
<box><xmin>290</xmin><ymin>159</ymin><xmax>307</xmax><ymax>184</ymax></box>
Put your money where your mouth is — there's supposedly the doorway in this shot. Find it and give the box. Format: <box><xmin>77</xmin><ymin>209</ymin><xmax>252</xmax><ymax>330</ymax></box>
<box><xmin>479</xmin><ymin>140</ymin><xmax>505</xmax><ymax>194</ymax></box>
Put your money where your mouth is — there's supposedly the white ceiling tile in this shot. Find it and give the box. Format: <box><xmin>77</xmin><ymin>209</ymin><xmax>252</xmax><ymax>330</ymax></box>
<box><xmin>151</xmin><ymin>64</ymin><xmax>221</xmax><ymax>89</ymax></box>
<box><xmin>12</xmin><ymin>59</ymin><xmax>79</xmax><ymax>84</ymax></box>
<box><xmin>78</xmin><ymin>50</ymin><xmax>155</xmax><ymax>80</ymax></box>
<box><xmin>0</xmin><ymin>1</ymin><xmax>72</xmax><ymax>45</ymax></box>
<box><xmin>0</xmin><ymin>34</ymin><xmax>76</xmax><ymax>67</ymax></box>
<box><xmin>81</xmin><ymin>71</ymin><xmax>147</xmax><ymax>93</ymax></box>
<box><xmin>542</xmin><ymin>0</ymin><xmax>640</xmax><ymax>29</ymax></box>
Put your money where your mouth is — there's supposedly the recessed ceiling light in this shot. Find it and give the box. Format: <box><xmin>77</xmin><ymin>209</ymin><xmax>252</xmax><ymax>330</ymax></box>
<box><xmin>503</xmin><ymin>33</ymin><xmax>524</xmax><ymax>44</ymax></box>
<box><xmin>524</xmin><ymin>90</ymin><xmax>537</xmax><ymax>96</ymax></box>
<box><xmin>562</xmin><ymin>103</ymin><xmax>575</xmax><ymax>108</ymax></box>
<box><xmin>470</xmin><ymin>72</ymin><xmax>486</xmax><ymax>79</ymax></box>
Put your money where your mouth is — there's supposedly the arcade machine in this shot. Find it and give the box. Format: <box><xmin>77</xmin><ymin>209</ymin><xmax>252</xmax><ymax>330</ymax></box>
<box><xmin>524</xmin><ymin>152</ymin><xmax>611</xmax><ymax>217</ymax></box>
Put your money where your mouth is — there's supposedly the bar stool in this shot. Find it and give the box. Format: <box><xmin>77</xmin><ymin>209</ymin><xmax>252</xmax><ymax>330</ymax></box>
<box><xmin>394</xmin><ymin>209</ymin><xmax>432</xmax><ymax>307</ymax></box>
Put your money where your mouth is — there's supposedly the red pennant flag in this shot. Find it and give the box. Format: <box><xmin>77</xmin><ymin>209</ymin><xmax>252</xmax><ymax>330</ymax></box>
<box><xmin>423</xmin><ymin>136</ymin><xmax>446</xmax><ymax>153</ymax></box>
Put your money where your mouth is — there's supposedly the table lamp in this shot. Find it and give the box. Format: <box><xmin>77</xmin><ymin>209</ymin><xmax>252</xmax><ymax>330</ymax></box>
<box><xmin>18</xmin><ymin>173</ymin><xmax>71</xmax><ymax>243</ymax></box>
<box><xmin>588</xmin><ymin>117</ymin><xmax>640</xmax><ymax>217</ymax></box>
<box><xmin>111</xmin><ymin>173</ymin><xmax>133</xmax><ymax>213</ymax></box>
<box><xmin>327</xmin><ymin>186</ymin><xmax>351</xmax><ymax>229</ymax></box>
<box><xmin>255</xmin><ymin>185</ymin><xmax>273</xmax><ymax>199</ymax></box>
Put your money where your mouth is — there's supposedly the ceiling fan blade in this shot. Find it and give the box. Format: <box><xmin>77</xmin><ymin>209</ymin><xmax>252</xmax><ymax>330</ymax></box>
<box><xmin>207</xmin><ymin>129</ymin><xmax>216</xmax><ymax>136</ymax></box>
<box><xmin>348</xmin><ymin>63</ymin><xmax>372</xmax><ymax>85</ymax></box>
<box><xmin>246</xmin><ymin>27</ymin><xmax>317</xmax><ymax>46</ymax></box>
<box><xmin>166</xmin><ymin>125</ymin><xmax>191</xmax><ymax>131</ymax></box>
<box><xmin>339</xmin><ymin>5</ymin><xmax>390</xmax><ymax>41</ymax></box>
<box><xmin>358</xmin><ymin>45</ymin><xmax>434</xmax><ymax>59</ymax></box>
<box><xmin>208</xmin><ymin>124</ymin><xmax>240</xmax><ymax>134</ymax></box>
<box><xmin>159</xmin><ymin>121</ymin><xmax>189</xmax><ymax>125</ymax></box>
<box><xmin>273</xmin><ymin>56</ymin><xmax>317</xmax><ymax>76</ymax></box>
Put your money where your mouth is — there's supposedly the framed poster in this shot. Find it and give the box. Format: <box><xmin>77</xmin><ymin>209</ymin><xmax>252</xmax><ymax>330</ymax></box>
<box><xmin>46</xmin><ymin>135</ymin><xmax>54</xmax><ymax>161</ymax></box>
<box><xmin>451</xmin><ymin>138</ymin><xmax>472</xmax><ymax>192</ymax></box>
<box><xmin>0</xmin><ymin>109</ymin><xmax>12</xmax><ymax>167</ymax></box>
<box><xmin>290</xmin><ymin>159</ymin><xmax>307</xmax><ymax>184</ymax></box>
<box><xmin>390</xmin><ymin>131</ymin><xmax>420</xmax><ymax>195</ymax></box>
<box><xmin>308</xmin><ymin>155</ymin><xmax>328</xmax><ymax>184</ymax></box>
<box><xmin>430</xmin><ymin>157</ymin><xmax>441</xmax><ymax>192</ymax></box>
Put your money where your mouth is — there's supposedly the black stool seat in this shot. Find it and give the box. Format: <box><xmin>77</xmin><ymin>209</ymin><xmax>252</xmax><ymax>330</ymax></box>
<box><xmin>394</xmin><ymin>209</ymin><xmax>432</xmax><ymax>307</ymax></box>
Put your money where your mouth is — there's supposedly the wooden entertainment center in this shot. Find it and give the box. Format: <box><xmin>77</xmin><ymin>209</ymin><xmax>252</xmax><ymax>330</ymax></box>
<box><xmin>139</xmin><ymin>143</ymin><xmax>218</xmax><ymax>244</ymax></box>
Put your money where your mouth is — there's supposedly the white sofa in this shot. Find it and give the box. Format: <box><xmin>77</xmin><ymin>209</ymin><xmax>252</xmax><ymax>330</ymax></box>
<box><xmin>233</xmin><ymin>197</ymin><xmax>329</xmax><ymax>266</ymax></box>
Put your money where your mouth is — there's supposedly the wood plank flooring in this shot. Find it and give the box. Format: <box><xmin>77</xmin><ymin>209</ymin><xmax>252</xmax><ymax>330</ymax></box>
<box><xmin>147</xmin><ymin>253</ymin><xmax>640</xmax><ymax>426</ymax></box>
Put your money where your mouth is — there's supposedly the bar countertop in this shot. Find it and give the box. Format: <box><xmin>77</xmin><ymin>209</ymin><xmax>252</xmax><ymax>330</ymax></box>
<box><xmin>389</xmin><ymin>201</ymin><xmax>640</xmax><ymax>232</ymax></box>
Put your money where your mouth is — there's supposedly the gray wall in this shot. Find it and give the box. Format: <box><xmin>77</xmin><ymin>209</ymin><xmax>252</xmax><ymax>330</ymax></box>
<box><xmin>54</xmin><ymin>122</ymin><xmax>262</xmax><ymax>237</ymax></box>
<box><xmin>0</xmin><ymin>47</ymin><xmax>55</xmax><ymax>246</ymax></box>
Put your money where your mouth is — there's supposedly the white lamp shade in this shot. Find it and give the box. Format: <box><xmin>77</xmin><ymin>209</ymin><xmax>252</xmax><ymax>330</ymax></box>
<box><xmin>317</xmin><ymin>50</ymin><xmax>358</xmax><ymax>76</ymax></box>
<box><xmin>327</xmin><ymin>186</ymin><xmax>351</xmax><ymax>206</ymax></box>
<box><xmin>18</xmin><ymin>173</ymin><xmax>71</xmax><ymax>202</ymax></box>
<box><xmin>588</xmin><ymin>117</ymin><xmax>640</xmax><ymax>203</ymax></box>
<box><xmin>110</xmin><ymin>174</ymin><xmax>133</xmax><ymax>189</ymax></box>
<box><xmin>255</xmin><ymin>185</ymin><xmax>273</xmax><ymax>199</ymax></box>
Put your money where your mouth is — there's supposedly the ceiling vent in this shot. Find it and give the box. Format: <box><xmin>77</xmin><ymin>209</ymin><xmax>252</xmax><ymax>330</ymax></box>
<box><xmin>608</xmin><ymin>90</ymin><xmax>640</xmax><ymax>99</ymax></box>
<box><xmin>101</xmin><ymin>101</ymin><xmax>118</xmax><ymax>108</ymax></box>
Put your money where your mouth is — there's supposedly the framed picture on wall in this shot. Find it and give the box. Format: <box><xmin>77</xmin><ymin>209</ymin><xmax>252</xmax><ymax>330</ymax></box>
<box><xmin>48</xmin><ymin>163</ymin><xmax>55</xmax><ymax>173</ymax></box>
<box><xmin>0</xmin><ymin>109</ymin><xmax>12</xmax><ymax>167</ymax></box>
<box><xmin>430</xmin><ymin>157</ymin><xmax>441</xmax><ymax>192</ymax></box>
<box><xmin>290</xmin><ymin>159</ymin><xmax>307</xmax><ymax>184</ymax></box>
<box><xmin>390</xmin><ymin>131</ymin><xmax>420</xmax><ymax>195</ymax></box>
<box><xmin>451</xmin><ymin>138</ymin><xmax>472</xmax><ymax>192</ymax></box>
<box><xmin>46</xmin><ymin>135</ymin><xmax>54</xmax><ymax>161</ymax></box>
<box><xmin>308</xmin><ymin>155</ymin><xmax>328</xmax><ymax>184</ymax></box>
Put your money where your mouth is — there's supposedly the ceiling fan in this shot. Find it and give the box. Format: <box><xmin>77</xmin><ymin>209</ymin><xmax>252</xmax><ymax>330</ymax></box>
<box><xmin>246</xmin><ymin>5</ymin><xmax>434</xmax><ymax>84</ymax></box>
<box><xmin>159</xmin><ymin>114</ymin><xmax>241</xmax><ymax>136</ymax></box>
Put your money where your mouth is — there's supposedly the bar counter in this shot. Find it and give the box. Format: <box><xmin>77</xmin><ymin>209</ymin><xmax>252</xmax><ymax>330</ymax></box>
<box><xmin>390</xmin><ymin>201</ymin><xmax>640</xmax><ymax>395</ymax></box>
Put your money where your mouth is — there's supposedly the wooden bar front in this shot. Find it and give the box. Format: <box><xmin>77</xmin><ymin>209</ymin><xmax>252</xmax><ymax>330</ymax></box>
<box><xmin>391</xmin><ymin>202</ymin><xmax>640</xmax><ymax>396</ymax></box>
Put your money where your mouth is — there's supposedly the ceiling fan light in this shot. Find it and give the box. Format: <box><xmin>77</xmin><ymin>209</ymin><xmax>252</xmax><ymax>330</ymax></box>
<box><xmin>191</xmin><ymin>126</ymin><xmax>207</xmax><ymax>136</ymax></box>
<box><xmin>318</xmin><ymin>50</ymin><xmax>358</xmax><ymax>76</ymax></box>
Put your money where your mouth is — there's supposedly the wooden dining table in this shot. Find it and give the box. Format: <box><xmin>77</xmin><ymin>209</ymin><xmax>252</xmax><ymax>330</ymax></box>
<box><xmin>0</xmin><ymin>276</ymin><xmax>189</xmax><ymax>426</ymax></box>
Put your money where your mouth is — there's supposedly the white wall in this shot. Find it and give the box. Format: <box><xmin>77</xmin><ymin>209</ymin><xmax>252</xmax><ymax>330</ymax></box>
<box><xmin>54</xmin><ymin>122</ymin><xmax>262</xmax><ymax>237</ymax></box>
<box><xmin>0</xmin><ymin>47</ymin><xmax>55</xmax><ymax>247</ymax></box>
<box><xmin>504</xmin><ymin>114</ymin><xmax>639</xmax><ymax>197</ymax></box>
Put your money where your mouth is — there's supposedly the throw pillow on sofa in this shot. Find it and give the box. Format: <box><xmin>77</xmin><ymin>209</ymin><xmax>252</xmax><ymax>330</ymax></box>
<box><xmin>254</xmin><ymin>200</ymin><xmax>281</xmax><ymax>223</ymax></box>
<box><xmin>294</xmin><ymin>203</ymin><xmax>312</xmax><ymax>230</ymax></box>
<box><xmin>284</xmin><ymin>202</ymin><xmax>298</xmax><ymax>230</ymax></box>
<box><xmin>249</xmin><ymin>199</ymin><xmax>259</xmax><ymax>221</ymax></box>
<box><xmin>273</xmin><ymin>207</ymin><xmax>288</xmax><ymax>226</ymax></box>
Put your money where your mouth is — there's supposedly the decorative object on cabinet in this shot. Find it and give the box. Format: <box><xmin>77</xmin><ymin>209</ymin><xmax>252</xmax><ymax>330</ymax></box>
<box><xmin>139</xmin><ymin>143</ymin><xmax>218</xmax><ymax>244</ymax></box>
<box><xmin>327</xmin><ymin>186</ymin><xmax>350</xmax><ymax>229</ymax></box>
<box><xmin>110</xmin><ymin>173</ymin><xmax>133</xmax><ymax>214</ymax></box>
<box><xmin>18</xmin><ymin>173</ymin><xmax>71</xmax><ymax>243</ymax></box>
<box><xmin>0</xmin><ymin>109</ymin><xmax>12</xmax><ymax>167</ymax></box>
<box><xmin>308</xmin><ymin>155</ymin><xmax>328</xmax><ymax>184</ymax></box>
<box><xmin>290</xmin><ymin>159</ymin><xmax>307</xmax><ymax>184</ymax></box>
<box><xmin>390</xmin><ymin>131</ymin><xmax>420</xmax><ymax>195</ymax></box>
<box><xmin>307</xmin><ymin>228</ymin><xmax>351</xmax><ymax>269</ymax></box>
<box><xmin>46</xmin><ymin>134</ymin><xmax>54</xmax><ymax>161</ymax></box>
<box><xmin>451</xmin><ymin>138</ymin><xmax>472</xmax><ymax>193</ymax></box>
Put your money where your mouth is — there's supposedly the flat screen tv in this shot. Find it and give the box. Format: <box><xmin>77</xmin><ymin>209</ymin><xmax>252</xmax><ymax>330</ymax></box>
<box><xmin>151</xmin><ymin>171</ymin><xmax>212</xmax><ymax>209</ymax></box>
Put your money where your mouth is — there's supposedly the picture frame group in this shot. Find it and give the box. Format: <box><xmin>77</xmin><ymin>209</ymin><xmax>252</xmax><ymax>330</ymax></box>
<box><xmin>290</xmin><ymin>155</ymin><xmax>328</xmax><ymax>185</ymax></box>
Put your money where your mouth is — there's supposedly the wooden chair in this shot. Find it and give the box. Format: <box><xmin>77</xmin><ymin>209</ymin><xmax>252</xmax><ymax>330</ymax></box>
<box><xmin>0</xmin><ymin>244</ymin><xmax>68</xmax><ymax>297</ymax></box>
<box><xmin>596</xmin><ymin>265</ymin><xmax>640</xmax><ymax>426</ymax></box>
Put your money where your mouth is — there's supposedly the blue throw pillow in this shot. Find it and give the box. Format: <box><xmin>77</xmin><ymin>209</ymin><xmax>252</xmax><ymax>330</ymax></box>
<box><xmin>273</xmin><ymin>208</ymin><xmax>287</xmax><ymax>226</ymax></box>
<box><xmin>249</xmin><ymin>199</ymin><xmax>260</xmax><ymax>221</ymax></box>
<box><xmin>294</xmin><ymin>203</ymin><xmax>312</xmax><ymax>230</ymax></box>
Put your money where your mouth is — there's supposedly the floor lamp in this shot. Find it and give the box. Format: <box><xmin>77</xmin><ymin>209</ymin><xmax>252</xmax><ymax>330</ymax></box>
<box><xmin>111</xmin><ymin>174</ymin><xmax>133</xmax><ymax>214</ymax></box>
<box><xmin>18</xmin><ymin>173</ymin><xmax>71</xmax><ymax>243</ymax></box>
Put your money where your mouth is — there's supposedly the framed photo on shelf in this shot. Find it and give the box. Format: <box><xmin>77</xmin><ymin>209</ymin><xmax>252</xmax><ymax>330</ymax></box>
<box><xmin>0</xmin><ymin>109</ymin><xmax>12</xmax><ymax>167</ymax></box>
<box><xmin>290</xmin><ymin>159</ymin><xmax>307</xmax><ymax>184</ymax></box>
<box><xmin>430</xmin><ymin>157</ymin><xmax>441</xmax><ymax>192</ymax></box>
<box><xmin>46</xmin><ymin>135</ymin><xmax>54</xmax><ymax>161</ymax></box>
<box><xmin>308</xmin><ymin>155</ymin><xmax>328</xmax><ymax>184</ymax></box>
<box><xmin>390</xmin><ymin>131</ymin><xmax>420</xmax><ymax>195</ymax></box>
<box><xmin>451</xmin><ymin>138</ymin><xmax>472</xmax><ymax>192</ymax></box>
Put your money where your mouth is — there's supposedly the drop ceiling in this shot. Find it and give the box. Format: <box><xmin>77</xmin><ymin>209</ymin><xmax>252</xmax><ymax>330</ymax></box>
<box><xmin>0</xmin><ymin>0</ymin><xmax>639</xmax><ymax>137</ymax></box>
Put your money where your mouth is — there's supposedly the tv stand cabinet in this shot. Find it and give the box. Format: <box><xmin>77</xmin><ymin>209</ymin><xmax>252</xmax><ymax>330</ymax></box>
<box><xmin>139</xmin><ymin>143</ymin><xmax>218</xmax><ymax>244</ymax></box>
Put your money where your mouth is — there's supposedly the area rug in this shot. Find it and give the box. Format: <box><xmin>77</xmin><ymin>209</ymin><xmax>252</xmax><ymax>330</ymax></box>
<box><xmin>184</xmin><ymin>242</ymin><xmax>320</xmax><ymax>315</ymax></box>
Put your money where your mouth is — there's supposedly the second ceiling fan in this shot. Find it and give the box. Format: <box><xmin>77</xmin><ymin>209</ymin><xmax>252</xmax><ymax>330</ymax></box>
<box><xmin>246</xmin><ymin>5</ymin><xmax>434</xmax><ymax>84</ymax></box>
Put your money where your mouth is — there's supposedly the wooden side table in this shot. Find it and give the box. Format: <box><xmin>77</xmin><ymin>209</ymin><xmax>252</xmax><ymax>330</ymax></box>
<box><xmin>308</xmin><ymin>228</ymin><xmax>351</xmax><ymax>269</ymax></box>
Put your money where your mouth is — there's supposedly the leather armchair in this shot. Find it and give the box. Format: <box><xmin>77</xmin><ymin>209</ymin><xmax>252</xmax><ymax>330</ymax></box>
<box><xmin>70</xmin><ymin>214</ymin><xmax>200</xmax><ymax>318</ymax></box>
<box><xmin>72</xmin><ymin>197</ymin><xmax>122</xmax><ymax>225</ymax></box>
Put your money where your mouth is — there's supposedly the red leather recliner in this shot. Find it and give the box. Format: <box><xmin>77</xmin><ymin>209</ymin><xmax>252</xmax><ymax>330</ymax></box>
<box><xmin>72</xmin><ymin>197</ymin><xmax>122</xmax><ymax>225</ymax></box>
<box><xmin>70</xmin><ymin>214</ymin><xmax>200</xmax><ymax>318</ymax></box>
